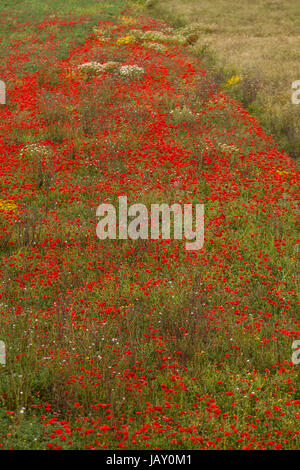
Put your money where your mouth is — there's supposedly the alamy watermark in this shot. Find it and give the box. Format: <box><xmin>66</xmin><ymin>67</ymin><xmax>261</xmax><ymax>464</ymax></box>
<box><xmin>96</xmin><ymin>196</ymin><xmax>204</xmax><ymax>250</ymax></box>
<box><xmin>0</xmin><ymin>340</ymin><xmax>5</xmax><ymax>365</ymax></box>
<box><xmin>0</xmin><ymin>80</ymin><xmax>5</xmax><ymax>105</ymax></box>
<box><xmin>291</xmin><ymin>80</ymin><xmax>300</xmax><ymax>104</ymax></box>
<box><xmin>292</xmin><ymin>340</ymin><xmax>300</xmax><ymax>365</ymax></box>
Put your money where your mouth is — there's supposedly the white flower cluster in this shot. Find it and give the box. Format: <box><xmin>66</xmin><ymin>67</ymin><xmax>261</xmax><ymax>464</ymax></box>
<box><xmin>218</xmin><ymin>142</ymin><xmax>239</xmax><ymax>153</ymax></box>
<box><xmin>130</xmin><ymin>29</ymin><xmax>187</xmax><ymax>45</ymax></box>
<box><xmin>92</xmin><ymin>26</ymin><xmax>113</xmax><ymax>41</ymax></box>
<box><xmin>78</xmin><ymin>61</ymin><xmax>144</xmax><ymax>78</ymax></box>
<box><xmin>170</xmin><ymin>106</ymin><xmax>197</xmax><ymax>123</ymax></box>
<box><xmin>143</xmin><ymin>42</ymin><xmax>167</xmax><ymax>52</ymax></box>
<box><xmin>119</xmin><ymin>65</ymin><xmax>145</xmax><ymax>78</ymax></box>
<box><xmin>100</xmin><ymin>61</ymin><xmax>120</xmax><ymax>72</ymax></box>
<box><xmin>78</xmin><ymin>61</ymin><xmax>106</xmax><ymax>76</ymax></box>
<box><xmin>20</xmin><ymin>143</ymin><xmax>50</xmax><ymax>158</ymax></box>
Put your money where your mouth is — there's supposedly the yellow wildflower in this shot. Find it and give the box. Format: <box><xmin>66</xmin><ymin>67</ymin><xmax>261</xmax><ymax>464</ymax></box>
<box><xmin>0</xmin><ymin>198</ymin><xmax>17</xmax><ymax>212</ymax></box>
<box><xmin>226</xmin><ymin>75</ymin><xmax>242</xmax><ymax>87</ymax></box>
<box><xmin>119</xmin><ymin>16</ymin><xmax>136</xmax><ymax>25</ymax></box>
<box><xmin>116</xmin><ymin>35</ymin><xmax>136</xmax><ymax>46</ymax></box>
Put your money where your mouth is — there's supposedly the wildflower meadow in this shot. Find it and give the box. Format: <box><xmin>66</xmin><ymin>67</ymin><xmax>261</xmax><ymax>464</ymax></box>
<box><xmin>0</xmin><ymin>0</ymin><xmax>299</xmax><ymax>453</ymax></box>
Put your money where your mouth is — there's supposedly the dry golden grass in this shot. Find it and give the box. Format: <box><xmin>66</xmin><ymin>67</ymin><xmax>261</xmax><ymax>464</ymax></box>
<box><xmin>149</xmin><ymin>0</ymin><xmax>300</xmax><ymax>157</ymax></box>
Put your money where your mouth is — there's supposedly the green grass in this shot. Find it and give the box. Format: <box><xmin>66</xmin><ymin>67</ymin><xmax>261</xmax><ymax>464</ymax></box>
<box><xmin>0</xmin><ymin>0</ymin><xmax>126</xmax><ymax>63</ymax></box>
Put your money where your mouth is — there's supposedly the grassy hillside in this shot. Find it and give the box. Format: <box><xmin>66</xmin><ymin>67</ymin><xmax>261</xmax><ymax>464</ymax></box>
<box><xmin>0</xmin><ymin>0</ymin><xmax>126</xmax><ymax>68</ymax></box>
<box><xmin>0</xmin><ymin>2</ymin><xmax>299</xmax><ymax>450</ymax></box>
<box><xmin>147</xmin><ymin>0</ymin><xmax>300</xmax><ymax>159</ymax></box>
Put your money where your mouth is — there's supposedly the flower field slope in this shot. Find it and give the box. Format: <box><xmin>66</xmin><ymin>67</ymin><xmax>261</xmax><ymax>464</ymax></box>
<box><xmin>0</xmin><ymin>6</ymin><xmax>299</xmax><ymax>450</ymax></box>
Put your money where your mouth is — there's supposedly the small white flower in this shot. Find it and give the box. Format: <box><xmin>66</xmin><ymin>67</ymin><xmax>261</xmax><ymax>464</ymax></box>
<box><xmin>78</xmin><ymin>62</ymin><xmax>105</xmax><ymax>76</ymax></box>
<box><xmin>119</xmin><ymin>65</ymin><xmax>145</xmax><ymax>78</ymax></box>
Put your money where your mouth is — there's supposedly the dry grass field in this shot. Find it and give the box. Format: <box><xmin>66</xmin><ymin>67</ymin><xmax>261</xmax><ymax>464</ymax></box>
<box><xmin>148</xmin><ymin>0</ymin><xmax>300</xmax><ymax>158</ymax></box>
